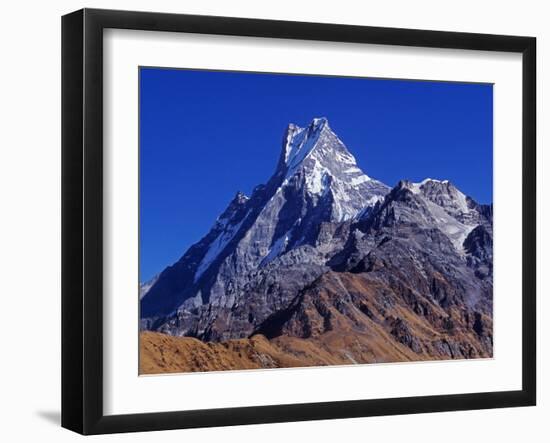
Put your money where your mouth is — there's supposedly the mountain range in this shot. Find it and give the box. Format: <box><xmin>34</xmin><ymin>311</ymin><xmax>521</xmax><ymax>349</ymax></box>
<box><xmin>139</xmin><ymin>117</ymin><xmax>493</xmax><ymax>373</ymax></box>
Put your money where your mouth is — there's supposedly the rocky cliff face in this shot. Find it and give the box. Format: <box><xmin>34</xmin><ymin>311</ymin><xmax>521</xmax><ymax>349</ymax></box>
<box><xmin>140</xmin><ymin>118</ymin><xmax>493</xmax><ymax>365</ymax></box>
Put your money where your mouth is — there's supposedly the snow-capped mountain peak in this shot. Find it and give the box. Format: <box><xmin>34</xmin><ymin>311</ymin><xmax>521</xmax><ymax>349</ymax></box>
<box><xmin>280</xmin><ymin>117</ymin><xmax>354</xmax><ymax>172</ymax></box>
<box><xmin>141</xmin><ymin>118</ymin><xmax>390</xmax><ymax>316</ymax></box>
<box><xmin>378</xmin><ymin>179</ymin><xmax>488</xmax><ymax>252</ymax></box>
<box><xmin>280</xmin><ymin>117</ymin><xmax>332</xmax><ymax>170</ymax></box>
<box><xmin>409</xmin><ymin>178</ymin><xmax>472</xmax><ymax>218</ymax></box>
<box><xmin>274</xmin><ymin>118</ymin><xmax>388</xmax><ymax>221</ymax></box>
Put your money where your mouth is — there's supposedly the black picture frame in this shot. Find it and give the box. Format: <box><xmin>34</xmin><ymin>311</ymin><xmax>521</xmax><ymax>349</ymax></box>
<box><xmin>61</xmin><ymin>8</ymin><xmax>536</xmax><ymax>435</ymax></box>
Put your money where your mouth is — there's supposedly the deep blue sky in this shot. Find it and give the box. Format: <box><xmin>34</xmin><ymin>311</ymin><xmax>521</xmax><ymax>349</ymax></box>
<box><xmin>140</xmin><ymin>67</ymin><xmax>493</xmax><ymax>282</ymax></box>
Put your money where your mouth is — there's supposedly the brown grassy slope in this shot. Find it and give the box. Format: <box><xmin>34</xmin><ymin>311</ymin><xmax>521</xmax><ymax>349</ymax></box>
<box><xmin>140</xmin><ymin>332</ymin><xmax>306</xmax><ymax>374</ymax></box>
<box><xmin>140</xmin><ymin>321</ymin><xmax>439</xmax><ymax>374</ymax></box>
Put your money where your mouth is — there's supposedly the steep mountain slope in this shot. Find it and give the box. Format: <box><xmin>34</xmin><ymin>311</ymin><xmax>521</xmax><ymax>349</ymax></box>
<box><xmin>141</xmin><ymin>118</ymin><xmax>389</xmax><ymax>327</ymax></box>
<box><xmin>140</xmin><ymin>118</ymin><xmax>493</xmax><ymax>369</ymax></box>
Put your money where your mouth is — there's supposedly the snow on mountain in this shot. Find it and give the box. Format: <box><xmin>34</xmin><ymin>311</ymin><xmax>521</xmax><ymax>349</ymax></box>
<box><xmin>277</xmin><ymin>117</ymin><xmax>389</xmax><ymax>221</ymax></box>
<box><xmin>139</xmin><ymin>274</ymin><xmax>159</xmax><ymax>299</ymax></box>
<box><xmin>194</xmin><ymin>117</ymin><xmax>390</xmax><ymax>283</ymax></box>
<box><xmin>376</xmin><ymin>178</ymin><xmax>486</xmax><ymax>252</ymax></box>
<box><xmin>193</xmin><ymin>208</ymin><xmax>251</xmax><ymax>283</ymax></box>
<box><xmin>411</xmin><ymin>178</ymin><xmax>471</xmax><ymax>217</ymax></box>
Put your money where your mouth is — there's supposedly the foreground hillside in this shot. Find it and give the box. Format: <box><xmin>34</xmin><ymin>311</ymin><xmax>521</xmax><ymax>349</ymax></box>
<box><xmin>140</xmin><ymin>272</ymin><xmax>492</xmax><ymax>374</ymax></box>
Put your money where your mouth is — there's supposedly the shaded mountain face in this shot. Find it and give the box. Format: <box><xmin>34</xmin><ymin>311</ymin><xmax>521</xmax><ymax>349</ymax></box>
<box><xmin>141</xmin><ymin>118</ymin><xmax>492</xmax><ymax>363</ymax></box>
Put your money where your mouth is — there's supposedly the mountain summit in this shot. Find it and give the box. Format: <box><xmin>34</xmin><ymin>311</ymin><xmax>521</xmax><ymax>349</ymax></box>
<box><xmin>141</xmin><ymin>119</ymin><xmax>493</xmax><ymax>366</ymax></box>
<box><xmin>274</xmin><ymin>117</ymin><xmax>389</xmax><ymax>221</ymax></box>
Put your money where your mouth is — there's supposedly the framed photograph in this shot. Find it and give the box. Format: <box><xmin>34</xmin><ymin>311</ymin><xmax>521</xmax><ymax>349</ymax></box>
<box><xmin>62</xmin><ymin>8</ymin><xmax>536</xmax><ymax>435</ymax></box>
